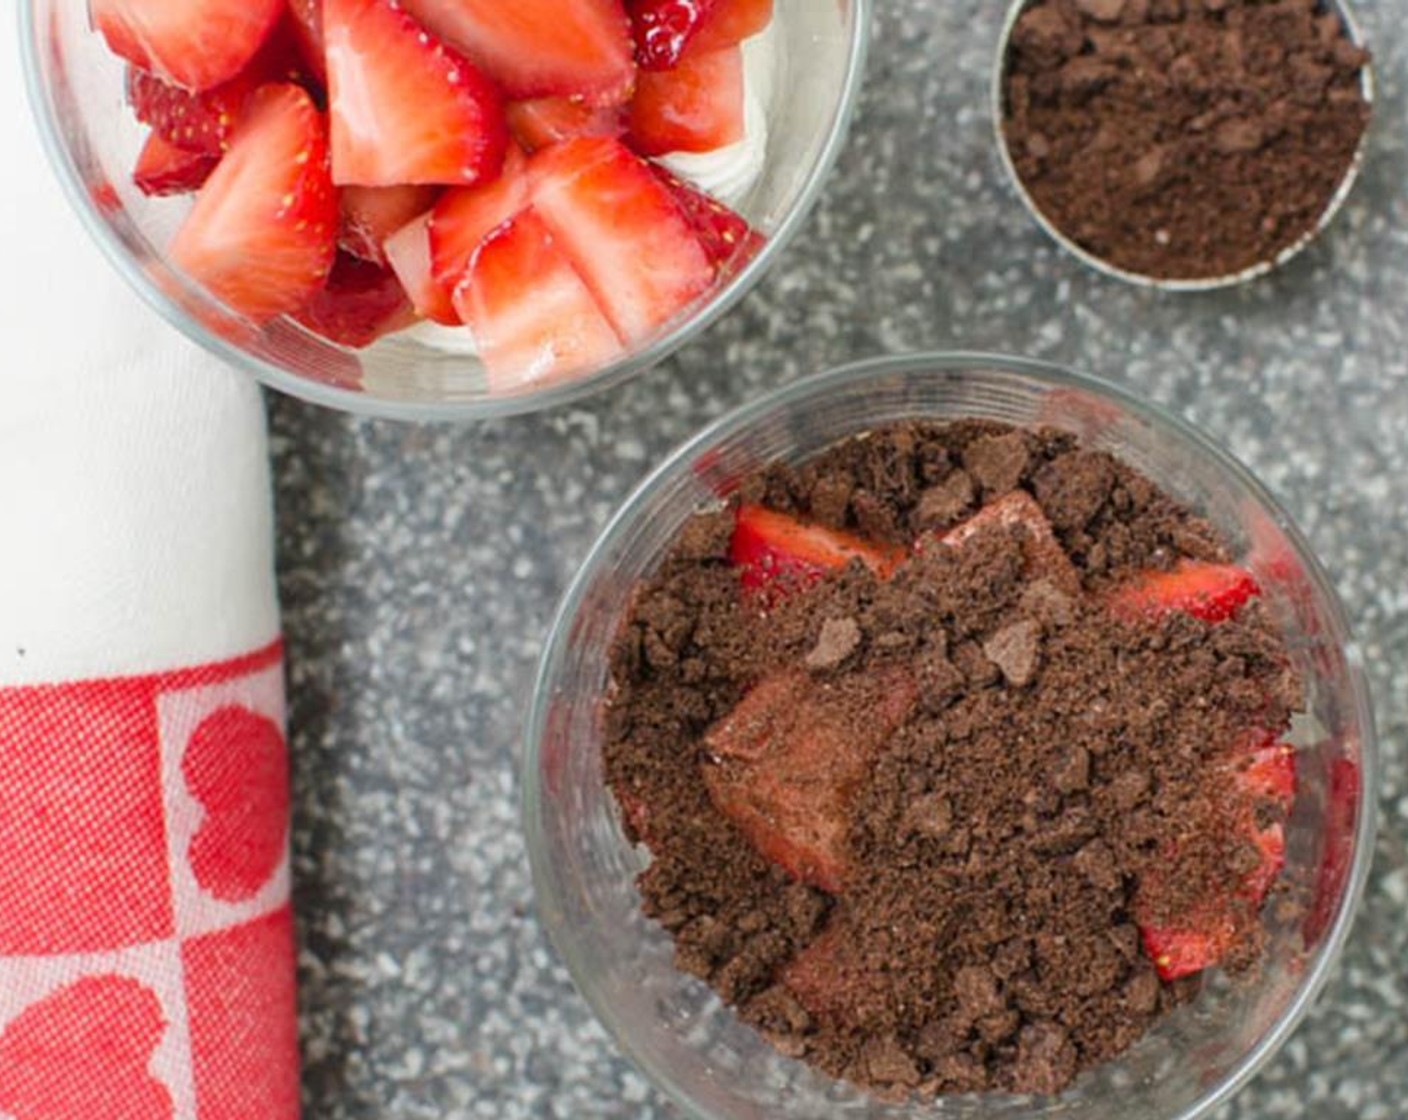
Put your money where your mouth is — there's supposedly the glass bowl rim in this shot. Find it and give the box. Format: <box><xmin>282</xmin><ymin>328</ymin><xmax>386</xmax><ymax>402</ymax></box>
<box><xmin>522</xmin><ymin>349</ymin><xmax>1380</xmax><ymax>1120</ymax></box>
<box><xmin>18</xmin><ymin>0</ymin><xmax>873</xmax><ymax>421</ymax></box>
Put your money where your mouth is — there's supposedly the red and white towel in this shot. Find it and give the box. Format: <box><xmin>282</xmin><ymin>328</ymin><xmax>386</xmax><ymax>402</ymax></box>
<box><xmin>1</xmin><ymin>16</ymin><xmax>299</xmax><ymax>1117</ymax></box>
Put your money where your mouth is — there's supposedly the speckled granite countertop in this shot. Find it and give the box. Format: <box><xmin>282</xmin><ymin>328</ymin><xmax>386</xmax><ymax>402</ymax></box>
<box><xmin>270</xmin><ymin>1</ymin><xmax>1408</xmax><ymax>1116</ymax></box>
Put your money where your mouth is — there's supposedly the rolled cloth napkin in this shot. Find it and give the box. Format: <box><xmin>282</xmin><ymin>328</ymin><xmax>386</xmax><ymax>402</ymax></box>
<box><xmin>1</xmin><ymin>19</ymin><xmax>298</xmax><ymax>1120</ymax></box>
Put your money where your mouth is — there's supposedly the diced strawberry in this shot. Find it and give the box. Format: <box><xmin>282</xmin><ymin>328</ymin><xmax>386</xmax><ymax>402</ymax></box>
<box><xmin>170</xmin><ymin>84</ymin><xmax>337</xmax><ymax>324</ymax></box>
<box><xmin>530</xmin><ymin>137</ymin><xmax>716</xmax><ymax>341</ymax></box>
<box><xmin>324</xmin><ymin>0</ymin><xmax>508</xmax><ymax>187</ymax></box>
<box><xmin>92</xmin><ymin>0</ymin><xmax>285</xmax><ymax>92</ymax></box>
<box><xmin>729</xmin><ymin>504</ymin><xmax>905</xmax><ymax>603</ymax></box>
<box><xmin>1140</xmin><ymin>918</ymin><xmax>1236</xmax><ymax>982</ymax></box>
<box><xmin>1108</xmin><ymin>561</ymin><xmax>1261</xmax><ymax>624</ymax></box>
<box><xmin>781</xmin><ymin>919</ymin><xmax>885</xmax><ymax>1026</ymax></box>
<box><xmin>702</xmin><ymin>667</ymin><xmax>918</xmax><ymax>893</ymax></box>
<box><xmin>340</xmin><ymin>185</ymin><xmax>442</xmax><ymax>266</ymax></box>
<box><xmin>429</xmin><ymin>146</ymin><xmax>531</xmax><ymax>294</ymax></box>
<box><xmin>1237</xmin><ymin>742</ymin><xmax>1297</xmax><ymax>816</ymax></box>
<box><xmin>689</xmin><ymin>0</ymin><xmax>773</xmax><ymax>55</ymax></box>
<box><xmin>507</xmin><ymin>99</ymin><xmax>626</xmax><ymax>153</ymax></box>
<box><xmin>938</xmin><ymin>490</ymin><xmax>1081</xmax><ymax>594</ymax></box>
<box><xmin>132</xmin><ymin>132</ymin><xmax>219</xmax><ymax>196</ymax></box>
<box><xmin>285</xmin><ymin>0</ymin><xmax>326</xmax><ymax>81</ymax></box>
<box><xmin>628</xmin><ymin>0</ymin><xmax>718</xmax><ymax>70</ymax></box>
<box><xmin>292</xmin><ymin>251</ymin><xmax>417</xmax><ymax>348</ymax></box>
<box><xmin>403</xmin><ymin>0</ymin><xmax>636</xmax><ymax>104</ymax></box>
<box><xmin>453</xmin><ymin>210</ymin><xmax>622</xmax><ymax>391</ymax></box>
<box><xmin>383</xmin><ymin>212</ymin><xmax>461</xmax><ymax>326</ymax></box>
<box><xmin>1304</xmin><ymin>756</ymin><xmax>1360</xmax><ymax>944</ymax></box>
<box><xmin>649</xmin><ymin>163</ymin><xmax>762</xmax><ymax>271</ymax></box>
<box><xmin>125</xmin><ymin>21</ymin><xmax>307</xmax><ymax>156</ymax></box>
<box><xmin>628</xmin><ymin>45</ymin><xmax>744</xmax><ymax>156</ymax></box>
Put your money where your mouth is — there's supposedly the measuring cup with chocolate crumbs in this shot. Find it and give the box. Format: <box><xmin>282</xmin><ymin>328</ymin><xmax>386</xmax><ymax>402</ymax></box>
<box><xmin>993</xmin><ymin>0</ymin><xmax>1374</xmax><ymax>290</ymax></box>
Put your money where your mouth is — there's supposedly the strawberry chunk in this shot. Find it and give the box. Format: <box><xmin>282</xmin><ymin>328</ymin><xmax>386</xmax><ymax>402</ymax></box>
<box><xmin>1237</xmin><ymin>741</ymin><xmax>1297</xmax><ymax>815</ymax></box>
<box><xmin>649</xmin><ymin>163</ymin><xmax>762</xmax><ymax>271</ymax></box>
<box><xmin>170</xmin><ymin>84</ymin><xmax>337</xmax><ymax>324</ymax></box>
<box><xmin>132</xmin><ymin>132</ymin><xmax>218</xmax><ymax>196</ymax></box>
<box><xmin>293</xmin><ymin>251</ymin><xmax>416</xmax><ymax>348</ymax></box>
<box><xmin>628</xmin><ymin>45</ymin><xmax>744</xmax><ymax>156</ymax></box>
<box><xmin>507</xmin><ymin>99</ymin><xmax>626</xmax><ymax>153</ymax></box>
<box><xmin>781</xmin><ymin>918</ymin><xmax>884</xmax><ymax>1027</ymax></box>
<box><xmin>1139</xmin><ymin>919</ymin><xmax>1236</xmax><ymax>982</ymax></box>
<box><xmin>529</xmin><ymin>137</ymin><xmax>714</xmax><ymax>342</ymax></box>
<box><xmin>324</xmin><ymin>0</ymin><xmax>508</xmax><ymax>187</ymax></box>
<box><xmin>93</xmin><ymin>0</ymin><xmax>285</xmax><ymax>92</ymax></box>
<box><xmin>937</xmin><ymin>490</ymin><xmax>1081</xmax><ymax>594</ymax></box>
<box><xmin>689</xmin><ymin>0</ymin><xmax>773</xmax><ymax>55</ymax></box>
<box><xmin>1108</xmin><ymin>561</ymin><xmax>1261</xmax><ymax>624</ymax></box>
<box><xmin>125</xmin><ymin>21</ymin><xmax>307</xmax><ymax>156</ymax></box>
<box><xmin>429</xmin><ymin>147</ymin><xmax>531</xmax><ymax>295</ymax></box>
<box><xmin>1304</xmin><ymin>756</ymin><xmax>1360</xmax><ymax>944</ymax></box>
<box><xmin>629</xmin><ymin>0</ymin><xmax>717</xmax><ymax>70</ymax></box>
<box><xmin>340</xmin><ymin>185</ymin><xmax>442</xmax><ymax>266</ymax></box>
<box><xmin>453</xmin><ymin>210</ymin><xmax>623</xmax><ymax>391</ymax></box>
<box><xmin>404</xmin><ymin>0</ymin><xmax>636</xmax><ymax>104</ymax></box>
<box><xmin>383</xmin><ymin>212</ymin><xmax>461</xmax><ymax>326</ymax></box>
<box><xmin>729</xmin><ymin>504</ymin><xmax>905</xmax><ymax>602</ymax></box>
<box><xmin>702</xmin><ymin>667</ymin><xmax>918</xmax><ymax>893</ymax></box>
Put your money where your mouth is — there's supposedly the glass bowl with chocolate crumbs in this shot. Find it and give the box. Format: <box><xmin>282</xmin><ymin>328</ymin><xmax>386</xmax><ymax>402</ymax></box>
<box><xmin>523</xmin><ymin>353</ymin><xmax>1376</xmax><ymax>1119</ymax></box>
<box><xmin>993</xmin><ymin>0</ymin><xmax>1374</xmax><ymax>289</ymax></box>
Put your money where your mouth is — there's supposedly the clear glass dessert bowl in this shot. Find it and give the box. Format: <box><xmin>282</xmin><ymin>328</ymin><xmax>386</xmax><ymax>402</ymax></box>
<box><xmin>19</xmin><ymin>0</ymin><xmax>869</xmax><ymax>420</ymax></box>
<box><xmin>523</xmin><ymin>353</ymin><xmax>1377</xmax><ymax>1120</ymax></box>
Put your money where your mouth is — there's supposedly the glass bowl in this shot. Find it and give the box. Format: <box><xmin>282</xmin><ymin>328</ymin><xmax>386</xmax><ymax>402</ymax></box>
<box><xmin>523</xmin><ymin>352</ymin><xmax>1377</xmax><ymax>1120</ymax></box>
<box><xmin>19</xmin><ymin>0</ymin><xmax>870</xmax><ymax>420</ymax></box>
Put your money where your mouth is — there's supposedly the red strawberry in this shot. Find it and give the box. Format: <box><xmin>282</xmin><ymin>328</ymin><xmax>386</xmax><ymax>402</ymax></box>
<box><xmin>702</xmin><ymin>667</ymin><xmax>918</xmax><ymax>893</ymax></box>
<box><xmin>649</xmin><ymin>163</ymin><xmax>761</xmax><ymax>270</ymax></box>
<box><xmin>324</xmin><ymin>0</ymin><xmax>508</xmax><ymax>187</ymax></box>
<box><xmin>384</xmin><ymin>212</ymin><xmax>461</xmax><ymax>325</ymax></box>
<box><xmin>628</xmin><ymin>45</ymin><xmax>744</xmax><ymax>156</ymax></box>
<box><xmin>937</xmin><ymin>490</ymin><xmax>1081</xmax><ymax>594</ymax></box>
<box><xmin>1108</xmin><ymin>561</ymin><xmax>1261</xmax><ymax>624</ymax></box>
<box><xmin>340</xmin><ymin>184</ymin><xmax>442</xmax><ymax>266</ymax></box>
<box><xmin>689</xmin><ymin>0</ymin><xmax>773</xmax><ymax>55</ymax></box>
<box><xmin>1139</xmin><ymin>919</ymin><xmax>1236</xmax><ymax>982</ymax></box>
<box><xmin>729</xmin><ymin>504</ymin><xmax>905</xmax><ymax>602</ymax></box>
<box><xmin>782</xmin><ymin>919</ymin><xmax>884</xmax><ymax>1026</ymax></box>
<box><xmin>403</xmin><ymin>0</ymin><xmax>636</xmax><ymax>104</ymax></box>
<box><xmin>429</xmin><ymin>146</ymin><xmax>531</xmax><ymax>295</ymax></box>
<box><xmin>507</xmin><ymin>98</ymin><xmax>626</xmax><ymax>153</ymax></box>
<box><xmin>170</xmin><ymin>84</ymin><xmax>337</xmax><ymax>324</ymax></box>
<box><xmin>286</xmin><ymin>0</ymin><xmax>326</xmax><ymax>81</ymax></box>
<box><xmin>126</xmin><ymin>21</ymin><xmax>307</xmax><ymax>156</ymax></box>
<box><xmin>628</xmin><ymin>0</ymin><xmax>719</xmax><ymax>70</ymax></box>
<box><xmin>93</xmin><ymin>0</ymin><xmax>286</xmax><ymax>92</ymax></box>
<box><xmin>133</xmin><ymin>131</ymin><xmax>219</xmax><ymax>196</ymax></box>
<box><xmin>453</xmin><ymin>210</ymin><xmax>623</xmax><ymax>391</ymax></box>
<box><xmin>1304</xmin><ymin>756</ymin><xmax>1360</xmax><ymax>944</ymax></box>
<box><xmin>530</xmin><ymin>137</ymin><xmax>716</xmax><ymax>341</ymax></box>
<box><xmin>293</xmin><ymin>251</ymin><xmax>417</xmax><ymax>348</ymax></box>
<box><xmin>1237</xmin><ymin>741</ymin><xmax>1297</xmax><ymax>815</ymax></box>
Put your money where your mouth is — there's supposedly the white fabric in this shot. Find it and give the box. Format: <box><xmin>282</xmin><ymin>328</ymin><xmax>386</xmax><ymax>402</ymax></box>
<box><xmin>0</xmin><ymin>18</ymin><xmax>279</xmax><ymax>687</ymax></box>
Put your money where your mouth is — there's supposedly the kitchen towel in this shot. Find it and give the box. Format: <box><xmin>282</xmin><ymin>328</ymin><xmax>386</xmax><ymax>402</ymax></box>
<box><xmin>1</xmin><ymin>15</ymin><xmax>299</xmax><ymax>1119</ymax></box>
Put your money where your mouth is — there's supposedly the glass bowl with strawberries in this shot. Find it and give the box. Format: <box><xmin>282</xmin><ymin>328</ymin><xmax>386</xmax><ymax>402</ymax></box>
<box><xmin>21</xmin><ymin>0</ymin><xmax>869</xmax><ymax>418</ymax></box>
<box><xmin>524</xmin><ymin>352</ymin><xmax>1377</xmax><ymax>1118</ymax></box>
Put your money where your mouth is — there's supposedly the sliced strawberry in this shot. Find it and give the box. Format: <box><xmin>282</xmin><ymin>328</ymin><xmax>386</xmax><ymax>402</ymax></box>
<box><xmin>286</xmin><ymin>0</ymin><xmax>326</xmax><ymax>81</ymax></box>
<box><xmin>702</xmin><ymin>667</ymin><xmax>918</xmax><ymax>893</ymax></box>
<box><xmin>126</xmin><ymin>21</ymin><xmax>307</xmax><ymax>156</ymax></box>
<box><xmin>530</xmin><ymin>137</ymin><xmax>715</xmax><ymax>341</ymax></box>
<box><xmin>729</xmin><ymin>504</ymin><xmax>905</xmax><ymax>603</ymax></box>
<box><xmin>340</xmin><ymin>185</ymin><xmax>442</xmax><ymax>266</ymax></box>
<box><xmin>170</xmin><ymin>84</ymin><xmax>337</xmax><ymax>324</ymax></box>
<box><xmin>453</xmin><ymin>210</ymin><xmax>623</xmax><ymax>391</ymax></box>
<box><xmin>293</xmin><ymin>251</ymin><xmax>416</xmax><ymax>348</ymax></box>
<box><xmin>403</xmin><ymin>0</ymin><xmax>636</xmax><ymax>104</ymax></box>
<box><xmin>689</xmin><ymin>0</ymin><xmax>773</xmax><ymax>55</ymax></box>
<box><xmin>1237</xmin><ymin>742</ymin><xmax>1297</xmax><ymax>815</ymax></box>
<box><xmin>628</xmin><ymin>45</ymin><xmax>744</xmax><ymax>156</ymax></box>
<box><xmin>324</xmin><ymin>0</ymin><xmax>508</xmax><ymax>187</ymax></box>
<box><xmin>429</xmin><ymin>146</ymin><xmax>531</xmax><ymax>294</ymax></box>
<box><xmin>1140</xmin><ymin>918</ymin><xmax>1236</xmax><ymax>982</ymax></box>
<box><xmin>133</xmin><ymin>132</ymin><xmax>219</xmax><ymax>196</ymax></box>
<box><xmin>938</xmin><ymin>490</ymin><xmax>1081</xmax><ymax>594</ymax></box>
<box><xmin>383</xmin><ymin>212</ymin><xmax>461</xmax><ymax>326</ymax></box>
<box><xmin>649</xmin><ymin>163</ymin><xmax>762</xmax><ymax>271</ymax></box>
<box><xmin>507</xmin><ymin>98</ymin><xmax>626</xmax><ymax>153</ymax></box>
<box><xmin>628</xmin><ymin>0</ymin><xmax>720</xmax><ymax>70</ymax></box>
<box><xmin>1304</xmin><ymin>756</ymin><xmax>1360</xmax><ymax>944</ymax></box>
<box><xmin>1108</xmin><ymin>561</ymin><xmax>1261</xmax><ymax>624</ymax></box>
<box><xmin>93</xmin><ymin>0</ymin><xmax>285</xmax><ymax>92</ymax></box>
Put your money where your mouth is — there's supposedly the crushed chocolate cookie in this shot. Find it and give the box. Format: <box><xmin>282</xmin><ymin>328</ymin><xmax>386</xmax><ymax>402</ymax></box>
<box><xmin>602</xmin><ymin>421</ymin><xmax>1299</xmax><ymax>1099</ymax></box>
<box><xmin>1001</xmin><ymin>0</ymin><xmax>1372</xmax><ymax>281</ymax></box>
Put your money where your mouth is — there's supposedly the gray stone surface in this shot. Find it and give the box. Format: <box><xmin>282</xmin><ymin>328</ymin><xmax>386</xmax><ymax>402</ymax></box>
<box><xmin>270</xmin><ymin>1</ymin><xmax>1408</xmax><ymax>1116</ymax></box>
